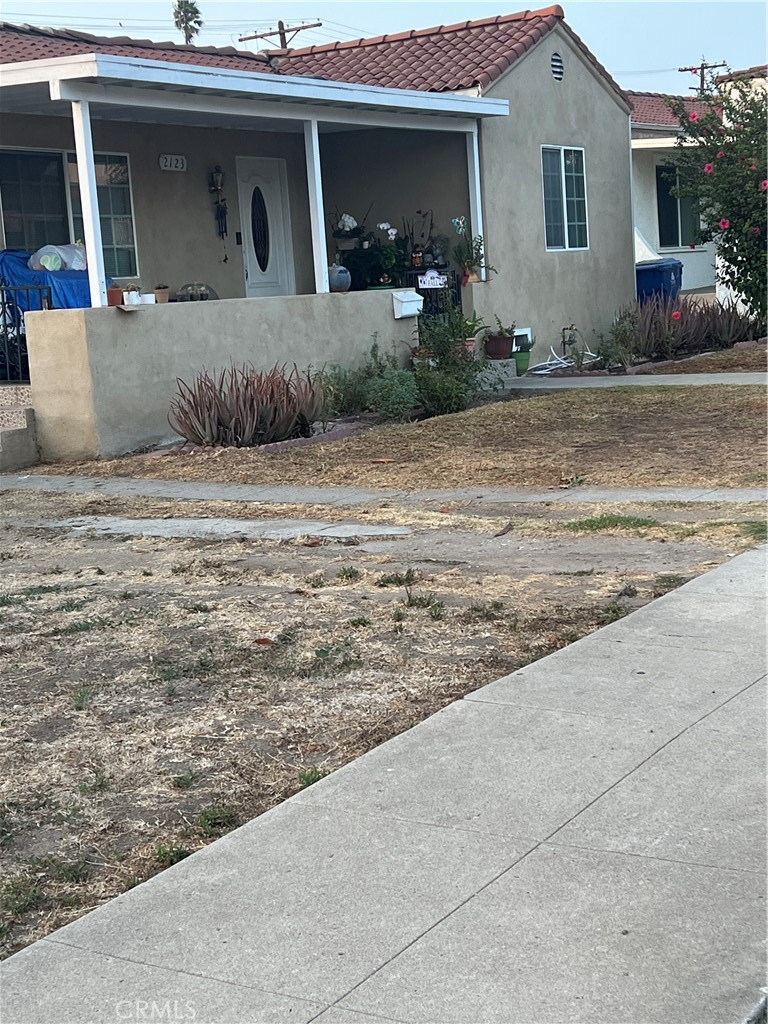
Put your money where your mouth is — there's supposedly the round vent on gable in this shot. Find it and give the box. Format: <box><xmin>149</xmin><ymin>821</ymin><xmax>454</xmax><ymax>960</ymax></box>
<box><xmin>551</xmin><ymin>52</ymin><xmax>564</xmax><ymax>81</ymax></box>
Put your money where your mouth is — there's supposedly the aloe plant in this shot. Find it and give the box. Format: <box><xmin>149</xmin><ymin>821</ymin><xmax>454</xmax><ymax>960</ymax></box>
<box><xmin>168</xmin><ymin>364</ymin><xmax>327</xmax><ymax>447</ymax></box>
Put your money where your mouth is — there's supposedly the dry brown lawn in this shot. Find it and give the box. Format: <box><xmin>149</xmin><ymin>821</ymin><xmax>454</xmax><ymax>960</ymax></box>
<box><xmin>46</xmin><ymin>385</ymin><xmax>768</xmax><ymax>490</ymax></box>
<box><xmin>647</xmin><ymin>346</ymin><xmax>768</xmax><ymax>375</ymax></box>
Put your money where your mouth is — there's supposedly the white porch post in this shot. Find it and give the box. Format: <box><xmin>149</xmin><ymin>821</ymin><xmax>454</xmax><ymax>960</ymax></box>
<box><xmin>466</xmin><ymin>123</ymin><xmax>486</xmax><ymax>282</ymax></box>
<box><xmin>70</xmin><ymin>99</ymin><xmax>108</xmax><ymax>307</ymax></box>
<box><xmin>303</xmin><ymin>118</ymin><xmax>329</xmax><ymax>294</ymax></box>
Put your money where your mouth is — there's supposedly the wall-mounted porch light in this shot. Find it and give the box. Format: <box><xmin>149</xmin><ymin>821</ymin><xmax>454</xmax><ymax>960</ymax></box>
<box><xmin>208</xmin><ymin>165</ymin><xmax>228</xmax><ymax>239</ymax></box>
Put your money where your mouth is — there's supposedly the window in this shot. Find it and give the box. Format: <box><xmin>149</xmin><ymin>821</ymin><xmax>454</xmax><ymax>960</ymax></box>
<box><xmin>67</xmin><ymin>153</ymin><xmax>138</xmax><ymax>277</ymax></box>
<box><xmin>656</xmin><ymin>164</ymin><xmax>698</xmax><ymax>248</ymax></box>
<box><xmin>0</xmin><ymin>151</ymin><xmax>69</xmax><ymax>250</ymax></box>
<box><xmin>542</xmin><ymin>146</ymin><xmax>588</xmax><ymax>250</ymax></box>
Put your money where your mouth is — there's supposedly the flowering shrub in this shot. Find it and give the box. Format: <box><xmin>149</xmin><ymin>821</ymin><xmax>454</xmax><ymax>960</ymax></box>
<box><xmin>668</xmin><ymin>70</ymin><xmax>767</xmax><ymax>324</ymax></box>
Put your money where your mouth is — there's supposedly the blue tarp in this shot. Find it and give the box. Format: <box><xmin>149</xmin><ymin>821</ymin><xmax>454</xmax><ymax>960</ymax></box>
<box><xmin>0</xmin><ymin>249</ymin><xmax>98</xmax><ymax>310</ymax></box>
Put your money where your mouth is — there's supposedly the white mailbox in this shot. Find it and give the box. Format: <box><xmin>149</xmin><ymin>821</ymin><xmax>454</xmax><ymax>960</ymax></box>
<box><xmin>391</xmin><ymin>289</ymin><xmax>424</xmax><ymax>319</ymax></box>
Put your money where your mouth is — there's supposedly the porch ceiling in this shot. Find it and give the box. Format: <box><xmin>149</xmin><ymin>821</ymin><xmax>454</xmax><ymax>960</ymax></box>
<box><xmin>0</xmin><ymin>52</ymin><xmax>508</xmax><ymax>134</ymax></box>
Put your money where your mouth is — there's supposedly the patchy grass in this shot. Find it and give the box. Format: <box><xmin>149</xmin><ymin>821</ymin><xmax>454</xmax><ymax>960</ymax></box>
<box><xmin>563</xmin><ymin>514</ymin><xmax>661</xmax><ymax>533</ymax></box>
<box><xmin>34</xmin><ymin>385</ymin><xmax>767</xmax><ymax>490</ymax></box>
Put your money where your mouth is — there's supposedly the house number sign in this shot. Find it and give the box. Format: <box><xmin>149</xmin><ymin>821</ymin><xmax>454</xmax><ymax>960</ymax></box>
<box><xmin>417</xmin><ymin>270</ymin><xmax>448</xmax><ymax>289</ymax></box>
<box><xmin>158</xmin><ymin>154</ymin><xmax>187</xmax><ymax>172</ymax></box>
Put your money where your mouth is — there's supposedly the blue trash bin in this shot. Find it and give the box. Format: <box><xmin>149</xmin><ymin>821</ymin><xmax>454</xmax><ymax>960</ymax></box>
<box><xmin>635</xmin><ymin>258</ymin><xmax>683</xmax><ymax>304</ymax></box>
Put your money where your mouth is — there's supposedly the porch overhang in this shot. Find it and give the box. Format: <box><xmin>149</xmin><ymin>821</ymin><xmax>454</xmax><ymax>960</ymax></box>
<box><xmin>0</xmin><ymin>52</ymin><xmax>508</xmax><ymax>133</ymax></box>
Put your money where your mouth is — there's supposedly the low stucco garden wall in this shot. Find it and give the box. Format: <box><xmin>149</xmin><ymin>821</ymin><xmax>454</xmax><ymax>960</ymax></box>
<box><xmin>25</xmin><ymin>291</ymin><xmax>413</xmax><ymax>462</ymax></box>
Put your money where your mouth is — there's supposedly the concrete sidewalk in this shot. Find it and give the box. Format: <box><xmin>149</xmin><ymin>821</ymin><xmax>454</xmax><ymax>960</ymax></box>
<box><xmin>1</xmin><ymin>473</ymin><xmax>766</xmax><ymax>507</ymax></box>
<box><xmin>2</xmin><ymin>549</ymin><xmax>766</xmax><ymax>1024</ymax></box>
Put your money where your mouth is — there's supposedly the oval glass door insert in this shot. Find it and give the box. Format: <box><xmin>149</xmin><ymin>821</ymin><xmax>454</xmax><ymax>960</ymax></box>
<box><xmin>250</xmin><ymin>187</ymin><xmax>270</xmax><ymax>272</ymax></box>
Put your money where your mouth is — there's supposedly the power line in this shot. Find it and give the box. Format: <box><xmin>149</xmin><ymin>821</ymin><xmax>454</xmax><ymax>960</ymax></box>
<box><xmin>239</xmin><ymin>19</ymin><xmax>322</xmax><ymax>48</ymax></box>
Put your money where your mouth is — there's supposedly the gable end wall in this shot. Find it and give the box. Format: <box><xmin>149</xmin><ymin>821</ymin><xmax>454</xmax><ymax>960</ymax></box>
<box><xmin>474</xmin><ymin>25</ymin><xmax>635</xmax><ymax>350</ymax></box>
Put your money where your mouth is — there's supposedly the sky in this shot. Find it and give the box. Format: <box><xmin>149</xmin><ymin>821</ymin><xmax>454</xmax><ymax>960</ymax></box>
<box><xmin>1</xmin><ymin>0</ymin><xmax>765</xmax><ymax>95</ymax></box>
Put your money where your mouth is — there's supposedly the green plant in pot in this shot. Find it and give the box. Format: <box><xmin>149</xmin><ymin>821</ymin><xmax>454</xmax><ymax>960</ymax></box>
<box><xmin>485</xmin><ymin>317</ymin><xmax>516</xmax><ymax>360</ymax></box>
<box><xmin>512</xmin><ymin>333</ymin><xmax>535</xmax><ymax>375</ymax></box>
<box><xmin>450</xmin><ymin>215</ymin><xmax>496</xmax><ymax>285</ymax></box>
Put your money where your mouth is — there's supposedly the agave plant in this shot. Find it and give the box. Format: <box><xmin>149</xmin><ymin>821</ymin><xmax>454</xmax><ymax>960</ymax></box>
<box><xmin>168</xmin><ymin>364</ymin><xmax>327</xmax><ymax>447</ymax></box>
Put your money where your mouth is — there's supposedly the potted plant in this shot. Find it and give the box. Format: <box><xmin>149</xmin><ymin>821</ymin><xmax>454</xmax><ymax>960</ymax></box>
<box><xmin>512</xmin><ymin>333</ymin><xmax>535</xmax><ymax>375</ymax></box>
<box><xmin>484</xmin><ymin>317</ymin><xmax>516</xmax><ymax>360</ymax></box>
<box><xmin>331</xmin><ymin>204</ymin><xmax>372</xmax><ymax>251</ymax></box>
<box><xmin>451</xmin><ymin>215</ymin><xmax>496</xmax><ymax>285</ymax></box>
<box><xmin>107</xmin><ymin>285</ymin><xmax>123</xmax><ymax>306</ymax></box>
<box><xmin>122</xmin><ymin>283</ymin><xmax>141</xmax><ymax>305</ymax></box>
<box><xmin>154</xmin><ymin>284</ymin><xmax>170</xmax><ymax>304</ymax></box>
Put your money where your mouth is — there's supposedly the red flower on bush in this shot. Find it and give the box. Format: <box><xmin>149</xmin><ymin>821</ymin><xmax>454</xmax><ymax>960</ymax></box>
<box><xmin>716</xmin><ymin>150</ymin><xmax>726</xmax><ymax>158</ymax></box>
<box><xmin>751</xmin><ymin>226</ymin><xmax>762</xmax><ymax>236</ymax></box>
<box><xmin>762</xmin><ymin>180</ymin><xmax>768</xmax><ymax>191</ymax></box>
<box><xmin>688</xmin><ymin>111</ymin><xmax>700</xmax><ymax>122</ymax></box>
<box><xmin>671</xmin><ymin>311</ymin><xmax>682</xmax><ymax>321</ymax></box>
<box><xmin>718</xmin><ymin>218</ymin><xmax>730</xmax><ymax>230</ymax></box>
<box><xmin>703</xmin><ymin>163</ymin><xmax>714</xmax><ymax>174</ymax></box>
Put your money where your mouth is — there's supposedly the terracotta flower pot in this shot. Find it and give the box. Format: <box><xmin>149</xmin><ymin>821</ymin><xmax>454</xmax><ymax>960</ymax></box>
<box><xmin>154</xmin><ymin>288</ymin><xmax>170</xmax><ymax>304</ymax></box>
<box><xmin>107</xmin><ymin>286</ymin><xmax>123</xmax><ymax>307</ymax></box>
<box><xmin>484</xmin><ymin>334</ymin><xmax>513</xmax><ymax>360</ymax></box>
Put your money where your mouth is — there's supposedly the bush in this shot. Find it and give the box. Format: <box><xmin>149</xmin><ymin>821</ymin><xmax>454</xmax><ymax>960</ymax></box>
<box><xmin>168</xmin><ymin>363</ymin><xmax>326</xmax><ymax>447</ymax></box>
<box><xmin>324</xmin><ymin>339</ymin><xmax>393</xmax><ymax>417</ymax></box>
<box><xmin>414</xmin><ymin>366</ymin><xmax>473</xmax><ymax>416</ymax></box>
<box><xmin>366</xmin><ymin>366</ymin><xmax>418</xmax><ymax>421</ymax></box>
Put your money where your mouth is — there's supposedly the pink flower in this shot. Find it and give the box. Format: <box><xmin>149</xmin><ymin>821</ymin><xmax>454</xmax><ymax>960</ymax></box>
<box><xmin>751</xmin><ymin>226</ymin><xmax>761</xmax><ymax>236</ymax></box>
<box><xmin>718</xmin><ymin>218</ymin><xmax>730</xmax><ymax>230</ymax></box>
<box><xmin>703</xmin><ymin>163</ymin><xmax>714</xmax><ymax>174</ymax></box>
<box><xmin>689</xmin><ymin>243</ymin><xmax>697</xmax><ymax>249</ymax></box>
<box><xmin>688</xmin><ymin>111</ymin><xmax>700</xmax><ymax>122</ymax></box>
<box><xmin>671</xmin><ymin>311</ymin><xmax>682</xmax><ymax>321</ymax></box>
<box><xmin>761</xmin><ymin>180</ymin><xmax>768</xmax><ymax>191</ymax></box>
<box><xmin>716</xmin><ymin>150</ymin><xmax>726</xmax><ymax>158</ymax></box>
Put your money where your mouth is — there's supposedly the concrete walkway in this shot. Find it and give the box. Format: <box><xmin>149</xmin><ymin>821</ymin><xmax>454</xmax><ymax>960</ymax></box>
<box><xmin>508</xmin><ymin>371</ymin><xmax>767</xmax><ymax>390</ymax></box>
<box><xmin>2</xmin><ymin>547</ymin><xmax>765</xmax><ymax>1024</ymax></box>
<box><xmin>1</xmin><ymin>473</ymin><xmax>765</xmax><ymax>507</ymax></box>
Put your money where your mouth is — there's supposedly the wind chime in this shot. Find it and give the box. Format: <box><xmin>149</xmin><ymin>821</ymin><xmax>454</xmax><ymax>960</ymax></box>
<box><xmin>208</xmin><ymin>165</ymin><xmax>229</xmax><ymax>262</ymax></box>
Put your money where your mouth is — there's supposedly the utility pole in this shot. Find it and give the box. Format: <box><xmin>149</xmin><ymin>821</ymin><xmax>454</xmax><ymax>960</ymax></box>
<box><xmin>678</xmin><ymin>58</ymin><xmax>728</xmax><ymax>97</ymax></box>
<box><xmin>239</xmin><ymin>20</ymin><xmax>322</xmax><ymax>49</ymax></box>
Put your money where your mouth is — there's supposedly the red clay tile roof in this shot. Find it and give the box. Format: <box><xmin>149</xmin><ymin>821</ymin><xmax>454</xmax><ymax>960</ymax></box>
<box><xmin>0</xmin><ymin>22</ymin><xmax>274</xmax><ymax>71</ymax></box>
<box><xmin>627</xmin><ymin>90</ymin><xmax>709</xmax><ymax>127</ymax></box>
<box><xmin>716</xmin><ymin>64</ymin><xmax>767</xmax><ymax>84</ymax></box>
<box><xmin>277</xmin><ymin>6</ymin><xmax>564</xmax><ymax>92</ymax></box>
<box><xmin>0</xmin><ymin>8</ymin><xmax>628</xmax><ymax>108</ymax></box>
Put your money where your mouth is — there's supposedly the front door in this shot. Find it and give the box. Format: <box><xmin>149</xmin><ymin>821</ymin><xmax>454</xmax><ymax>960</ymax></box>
<box><xmin>236</xmin><ymin>156</ymin><xmax>295</xmax><ymax>298</ymax></box>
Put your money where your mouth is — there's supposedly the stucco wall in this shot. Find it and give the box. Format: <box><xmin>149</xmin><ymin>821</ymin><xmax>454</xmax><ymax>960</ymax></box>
<box><xmin>25</xmin><ymin>291</ymin><xmax>413</xmax><ymax>461</ymax></box>
<box><xmin>0</xmin><ymin>113</ymin><xmax>315</xmax><ymax>299</ymax></box>
<box><xmin>471</xmin><ymin>27</ymin><xmax>636</xmax><ymax>351</ymax></box>
<box><xmin>319</xmin><ymin>128</ymin><xmax>470</xmax><ymax>261</ymax></box>
<box><xmin>632</xmin><ymin>148</ymin><xmax>716</xmax><ymax>291</ymax></box>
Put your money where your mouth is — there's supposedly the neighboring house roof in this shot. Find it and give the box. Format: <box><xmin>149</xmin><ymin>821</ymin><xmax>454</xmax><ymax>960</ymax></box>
<box><xmin>0</xmin><ymin>8</ymin><xmax>628</xmax><ymax>106</ymax></box>
<box><xmin>0</xmin><ymin>22</ymin><xmax>275</xmax><ymax>71</ymax></box>
<box><xmin>627</xmin><ymin>90</ymin><xmax>709</xmax><ymax>127</ymax></box>
<box><xmin>716</xmin><ymin>64</ymin><xmax>767</xmax><ymax>84</ymax></box>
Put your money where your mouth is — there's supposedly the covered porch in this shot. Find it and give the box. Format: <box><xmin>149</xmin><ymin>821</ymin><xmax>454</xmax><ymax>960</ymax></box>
<box><xmin>0</xmin><ymin>53</ymin><xmax>507</xmax><ymax>308</ymax></box>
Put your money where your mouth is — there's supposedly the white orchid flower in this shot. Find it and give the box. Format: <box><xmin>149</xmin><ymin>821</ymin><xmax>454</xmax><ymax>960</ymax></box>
<box><xmin>338</xmin><ymin>214</ymin><xmax>357</xmax><ymax>232</ymax></box>
<box><xmin>376</xmin><ymin>222</ymin><xmax>391</xmax><ymax>231</ymax></box>
<box><xmin>387</xmin><ymin>228</ymin><xmax>398</xmax><ymax>241</ymax></box>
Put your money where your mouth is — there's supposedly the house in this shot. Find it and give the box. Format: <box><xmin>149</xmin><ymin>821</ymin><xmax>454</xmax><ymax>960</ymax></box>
<box><xmin>0</xmin><ymin>5</ymin><xmax>635</xmax><ymax>462</ymax></box>
<box><xmin>628</xmin><ymin>65</ymin><xmax>768</xmax><ymax>298</ymax></box>
<box><xmin>628</xmin><ymin>89</ymin><xmax>717</xmax><ymax>294</ymax></box>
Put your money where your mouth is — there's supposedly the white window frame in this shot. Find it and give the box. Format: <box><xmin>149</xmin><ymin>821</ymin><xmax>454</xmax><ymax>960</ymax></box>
<box><xmin>66</xmin><ymin>149</ymin><xmax>140</xmax><ymax>280</ymax></box>
<box><xmin>540</xmin><ymin>144</ymin><xmax>590</xmax><ymax>253</ymax></box>
<box><xmin>0</xmin><ymin>145</ymin><xmax>140</xmax><ymax>279</ymax></box>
